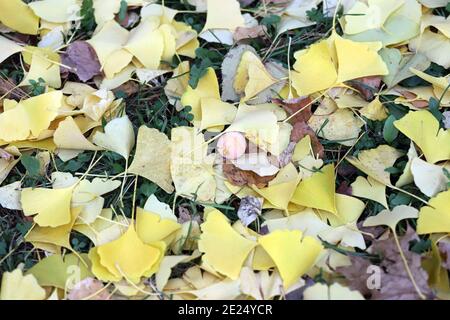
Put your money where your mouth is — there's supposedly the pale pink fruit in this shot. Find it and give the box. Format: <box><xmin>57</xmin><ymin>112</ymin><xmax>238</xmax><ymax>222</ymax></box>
<box><xmin>217</xmin><ymin>132</ymin><xmax>247</xmax><ymax>160</ymax></box>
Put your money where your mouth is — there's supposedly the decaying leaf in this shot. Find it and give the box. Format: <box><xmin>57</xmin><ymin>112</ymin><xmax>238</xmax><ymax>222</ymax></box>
<box><xmin>128</xmin><ymin>126</ymin><xmax>174</xmax><ymax>194</ymax></box>
<box><xmin>62</xmin><ymin>41</ymin><xmax>102</xmax><ymax>82</ymax></box>
<box><xmin>237</xmin><ymin>196</ymin><xmax>263</xmax><ymax>226</ymax></box>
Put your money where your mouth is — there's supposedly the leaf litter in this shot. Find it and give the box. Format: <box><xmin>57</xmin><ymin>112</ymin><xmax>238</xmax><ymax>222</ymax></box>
<box><xmin>0</xmin><ymin>0</ymin><xmax>449</xmax><ymax>301</ymax></box>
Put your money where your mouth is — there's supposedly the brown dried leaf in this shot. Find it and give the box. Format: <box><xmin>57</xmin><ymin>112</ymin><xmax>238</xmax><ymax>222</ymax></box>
<box><xmin>290</xmin><ymin>122</ymin><xmax>324</xmax><ymax>158</ymax></box>
<box><xmin>272</xmin><ymin>96</ymin><xmax>313</xmax><ymax>124</ymax></box>
<box><xmin>233</xmin><ymin>25</ymin><xmax>266</xmax><ymax>42</ymax></box>
<box><xmin>222</xmin><ymin>162</ymin><xmax>276</xmax><ymax>188</ymax></box>
<box><xmin>277</xmin><ymin>141</ymin><xmax>296</xmax><ymax>167</ymax></box>
<box><xmin>61</xmin><ymin>41</ymin><xmax>102</xmax><ymax>82</ymax></box>
<box><xmin>347</xmin><ymin>76</ymin><xmax>382</xmax><ymax>101</ymax></box>
<box><xmin>113</xmin><ymin>81</ymin><xmax>139</xmax><ymax>97</ymax></box>
<box><xmin>337</xmin><ymin>226</ymin><xmax>433</xmax><ymax>300</ymax></box>
<box><xmin>400</xmin><ymin>90</ymin><xmax>429</xmax><ymax>109</ymax></box>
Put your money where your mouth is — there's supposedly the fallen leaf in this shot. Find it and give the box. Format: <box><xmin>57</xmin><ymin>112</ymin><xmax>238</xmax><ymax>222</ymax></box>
<box><xmin>291</xmin><ymin>164</ymin><xmax>337</xmax><ymax>214</ymax></box>
<box><xmin>0</xmin><ymin>181</ymin><xmax>22</xmax><ymax>210</ymax></box>
<box><xmin>237</xmin><ymin>196</ymin><xmax>263</xmax><ymax>226</ymax></box>
<box><xmin>128</xmin><ymin>126</ymin><xmax>174</xmax><ymax>194</ymax></box>
<box><xmin>223</xmin><ymin>162</ymin><xmax>276</xmax><ymax>188</ymax></box>
<box><xmin>346</xmin><ymin>145</ymin><xmax>403</xmax><ymax>185</ymax></box>
<box><xmin>258</xmin><ymin>229</ymin><xmax>323</xmax><ymax>288</ymax></box>
<box><xmin>198</xmin><ymin>209</ymin><xmax>256</xmax><ymax>279</ymax></box>
<box><xmin>411</xmin><ymin>157</ymin><xmax>448</xmax><ymax>197</ymax></box>
<box><xmin>92</xmin><ymin>115</ymin><xmax>135</xmax><ymax>160</ymax></box>
<box><xmin>27</xmin><ymin>253</ymin><xmax>92</xmax><ymax>289</ymax></box>
<box><xmin>21</xmin><ymin>186</ymin><xmax>74</xmax><ymax>227</ymax></box>
<box><xmin>303</xmin><ymin>282</ymin><xmax>364</xmax><ymax>300</ymax></box>
<box><xmin>89</xmin><ymin>224</ymin><xmax>166</xmax><ymax>284</ymax></box>
<box><xmin>417</xmin><ymin>190</ymin><xmax>450</xmax><ymax>234</ymax></box>
<box><xmin>0</xmin><ymin>0</ymin><xmax>39</xmax><ymax>35</ymax></box>
<box><xmin>364</xmin><ymin>205</ymin><xmax>419</xmax><ymax>231</ymax></box>
<box><xmin>0</xmin><ymin>268</ymin><xmax>45</xmax><ymax>300</ymax></box>
<box><xmin>62</xmin><ymin>41</ymin><xmax>102</xmax><ymax>82</ymax></box>
<box><xmin>394</xmin><ymin>110</ymin><xmax>450</xmax><ymax>164</ymax></box>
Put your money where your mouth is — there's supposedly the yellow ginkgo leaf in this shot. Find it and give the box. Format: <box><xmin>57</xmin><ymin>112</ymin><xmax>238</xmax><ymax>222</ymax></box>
<box><xmin>364</xmin><ymin>205</ymin><xmax>419</xmax><ymax>231</ymax></box>
<box><xmin>143</xmin><ymin>194</ymin><xmax>177</xmax><ymax>221</ymax></box>
<box><xmin>170</xmin><ymin>127</ymin><xmax>216</xmax><ymax>202</ymax></box>
<box><xmin>128</xmin><ymin>126</ymin><xmax>174</xmax><ymax>194</ymax></box>
<box><xmin>72</xmin><ymin>177</ymin><xmax>121</xmax><ymax>224</ymax></box>
<box><xmin>345</xmin><ymin>0</ymin><xmax>421</xmax><ymax>46</ymax></box>
<box><xmin>28</xmin><ymin>0</ymin><xmax>80</xmax><ymax>23</ymax></box>
<box><xmin>160</xmin><ymin>23</ymin><xmax>177</xmax><ymax>61</ymax></box>
<box><xmin>346</xmin><ymin>145</ymin><xmax>403</xmax><ymax>185</ymax></box>
<box><xmin>291</xmin><ymin>164</ymin><xmax>337</xmax><ymax>214</ymax></box>
<box><xmin>202</xmin><ymin>0</ymin><xmax>244</xmax><ymax>32</ymax></box>
<box><xmin>351</xmin><ymin>176</ymin><xmax>388</xmax><ymax>208</ymax></box>
<box><xmin>87</xmin><ymin>20</ymin><xmax>129</xmax><ymax>70</ymax></box>
<box><xmin>233</xmin><ymin>51</ymin><xmax>278</xmax><ymax>101</ymax></box>
<box><xmin>73</xmin><ymin>209</ymin><xmax>128</xmax><ymax>246</ymax></box>
<box><xmin>155</xmin><ymin>254</ymin><xmax>197</xmax><ymax>291</ymax></box>
<box><xmin>53</xmin><ymin>116</ymin><xmax>102</xmax><ymax>151</ymax></box>
<box><xmin>89</xmin><ymin>225</ymin><xmax>166</xmax><ymax>283</ymax></box>
<box><xmin>292</xmin><ymin>32</ymin><xmax>387</xmax><ymax>95</ymax></box>
<box><xmin>0</xmin><ymin>35</ymin><xmax>24</xmax><ymax>64</ymax></box>
<box><xmin>21</xmin><ymin>186</ymin><xmax>74</xmax><ymax>227</ymax></box>
<box><xmin>125</xmin><ymin>18</ymin><xmax>163</xmax><ymax>70</ymax></box>
<box><xmin>360</xmin><ymin>97</ymin><xmax>388</xmax><ymax>121</ymax></box>
<box><xmin>277</xmin><ymin>0</ymin><xmax>320</xmax><ymax>34</ymax></box>
<box><xmin>321</xmin><ymin>194</ymin><xmax>366</xmax><ymax>227</ymax></box>
<box><xmin>0</xmin><ymin>91</ymin><xmax>62</xmax><ymax>143</ymax></box>
<box><xmin>409</xmin><ymin>28</ymin><xmax>450</xmax><ymax>69</ymax></box>
<box><xmin>263</xmin><ymin>208</ymin><xmax>331</xmax><ymax>237</ymax></box>
<box><xmin>258</xmin><ymin>230</ymin><xmax>323</xmax><ymax>288</ymax></box>
<box><xmin>292</xmin><ymin>40</ymin><xmax>337</xmax><ymax>95</ymax></box>
<box><xmin>92</xmin><ymin>115</ymin><xmax>135</xmax><ymax>159</ymax></box>
<box><xmin>308</xmin><ymin>98</ymin><xmax>364</xmax><ymax>147</ymax></box>
<box><xmin>396</xmin><ymin>142</ymin><xmax>418</xmax><ymax>188</ymax></box>
<box><xmin>136</xmin><ymin>207</ymin><xmax>181</xmax><ymax>245</ymax></box>
<box><xmin>417</xmin><ymin>190</ymin><xmax>450</xmax><ymax>234</ymax></box>
<box><xmin>252</xmin><ymin>163</ymin><xmax>301</xmax><ymax>211</ymax></box>
<box><xmin>81</xmin><ymin>89</ymin><xmax>115</xmax><ymax>121</ymax></box>
<box><xmin>0</xmin><ymin>268</ymin><xmax>46</xmax><ymax>300</ymax></box>
<box><xmin>199</xmin><ymin>98</ymin><xmax>237</xmax><ymax>131</ymax></box>
<box><xmin>335</xmin><ymin>35</ymin><xmax>389</xmax><ymax>83</ymax></box>
<box><xmin>165</xmin><ymin>61</ymin><xmax>190</xmax><ymax>108</ymax></box>
<box><xmin>27</xmin><ymin>253</ymin><xmax>92</xmax><ymax>289</ymax></box>
<box><xmin>303</xmin><ymin>282</ymin><xmax>364</xmax><ymax>300</ymax></box>
<box><xmin>181</xmin><ymin>67</ymin><xmax>220</xmax><ymax>123</ymax></box>
<box><xmin>344</xmin><ymin>0</ymin><xmax>404</xmax><ymax>35</ymax></box>
<box><xmin>25</xmin><ymin>207</ymin><xmax>81</xmax><ymax>253</ymax></box>
<box><xmin>0</xmin><ymin>0</ymin><xmax>39</xmax><ymax>35</ymax></box>
<box><xmin>198</xmin><ymin>209</ymin><xmax>256</xmax><ymax>280</ymax></box>
<box><xmin>411</xmin><ymin>158</ymin><xmax>449</xmax><ymax>197</ymax></box>
<box><xmin>20</xmin><ymin>46</ymin><xmax>61</xmax><ymax>88</ymax></box>
<box><xmin>292</xmin><ymin>135</ymin><xmax>312</xmax><ymax>162</ymax></box>
<box><xmin>104</xmin><ymin>49</ymin><xmax>134</xmax><ymax>79</ymax></box>
<box><xmin>394</xmin><ymin>110</ymin><xmax>450</xmax><ymax>164</ymax></box>
<box><xmin>409</xmin><ymin>68</ymin><xmax>450</xmax><ymax>104</ymax></box>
